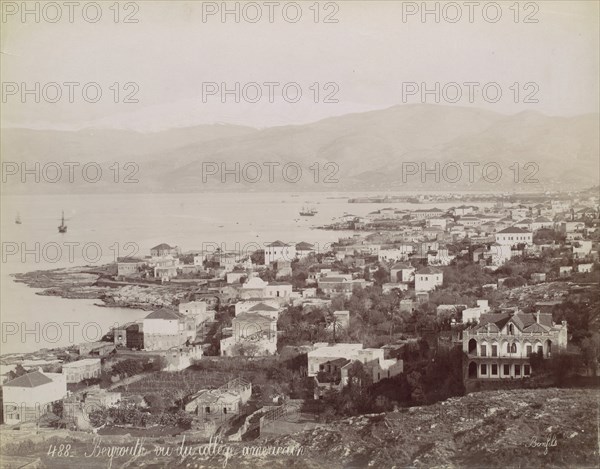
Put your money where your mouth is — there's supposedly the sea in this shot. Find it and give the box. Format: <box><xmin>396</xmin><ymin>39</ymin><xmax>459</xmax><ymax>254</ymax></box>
<box><xmin>1</xmin><ymin>191</ymin><xmax>490</xmax><ymax>354</ymax></box>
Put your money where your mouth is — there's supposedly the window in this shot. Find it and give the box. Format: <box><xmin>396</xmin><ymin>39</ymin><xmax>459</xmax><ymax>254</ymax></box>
<box><xmin>491</xmin><ymin>364</ymin><xmax>498</xmax><ymax>375</ymax></box>
<box><xmin>526</xmin><ymin>345</ymin><xmax>532</xmax><ymax>356</ymax></box>
<box><xmin>515</xmin><ymin>365</ymin><xmax>521</xmax><ymax>376</ymax></box>
<box><xmin>480</xmin><ymin>364</ymin><xmax>487</xmax><ymax>375</ymax></box>
<box><xmin>480</xmin><ymin>344</ymin><xmax>487</xmax><ymax>357</ymax></box>
<box><xmin>506</xmin><ymin>343</ymin><xmax>511</xmax><ymax>354</ymax></box>
<box><xmin>492</xmin><ymin>345</ymin><xmax>498</xmax><ymax>357</ymax></box>
<box><xmin>503</xmin><ymin>364</ymin><xmax>510</xmax><ymax>376</ymax></box>
<box><xmin>524</xmin><ymin>365</ymin><xmax>531</xmax><ymax>375</ymax></box>
<box><xmin>510</xmin><ymin>343</ymin><xmax>517</xmax><ymax>354</ymax></box>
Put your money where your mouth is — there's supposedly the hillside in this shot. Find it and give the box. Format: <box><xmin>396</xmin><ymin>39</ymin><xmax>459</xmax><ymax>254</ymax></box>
<box><xmin>2</xmin><ymin>105</ymin><xmax>598</xmax><ymax>193</ymax></box>
<box><xmin>1</xmin><ymin>388</ymin><xmax>597</xmax><ymax>468</ymax></box>
<box><xmin>254</xmin><ymin>387</ymin><xmax>599</xmax><ymax>469</ymax></box>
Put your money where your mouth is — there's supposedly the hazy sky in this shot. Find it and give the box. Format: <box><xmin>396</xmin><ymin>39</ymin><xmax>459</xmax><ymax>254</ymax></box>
<box><xmin>1</xmin><ymin>0</ymin><xmax>598</xmax><ymax>130</ymax></box>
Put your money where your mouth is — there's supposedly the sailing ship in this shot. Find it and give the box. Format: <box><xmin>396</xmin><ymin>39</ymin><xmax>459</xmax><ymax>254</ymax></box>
<box><xmin>58</xmin><ymin>211</ymin><xmax>67</xmax><ymax>233</ymax></box>
<box><xmin>15</xmin><ymin>213</ymin><xmax>21</xmax><ymax>224</ymax></box>
<box><xmin>299</xmin><ymin>206</ymin><xmax>318</xmax><ymax>216</ymax></box>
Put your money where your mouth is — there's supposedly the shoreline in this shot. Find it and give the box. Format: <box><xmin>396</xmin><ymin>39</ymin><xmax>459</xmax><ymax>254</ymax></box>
<box><xmin>11</xmin><ymin>265</ymin><xmax>195</xmax><ymax>311</ymax></box>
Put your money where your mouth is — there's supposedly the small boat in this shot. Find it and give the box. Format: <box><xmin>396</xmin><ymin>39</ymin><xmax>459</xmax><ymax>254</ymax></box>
<box><xmin>15</xmin><ymin>213</ymin><xmax>21</xmax><ymax>225</ymax></box>
<box><xmin>58</xmin><ymin>211</ymin><xmax>67</xmax><ymax>233</ymax></box>
<box><xmin>299</xmin><ymin>206</ymin><xmax>318</xmax><ymax>216</ymax></box>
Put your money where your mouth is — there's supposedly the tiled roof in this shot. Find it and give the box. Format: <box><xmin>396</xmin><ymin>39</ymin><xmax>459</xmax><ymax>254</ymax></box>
<box><xmin>234</xmin><ymin>312</ymin><xmax>276</xmax><ymax>323</ymax></box>
<box><xmin>248</xmin><ymin>303</ymin><xmax>278</xmax><ymax>312</ymax></box>
<box><xmin>497</xmin><ymin>226</ymin><xmax>530</xmax><ymax>234</ymax></box>
<box><xmin>145</xmin><ymin>308</ymin><xmax>182</xmax><ymax>320</ymax></box>
<box><xmin>475</xmin><ymin>311</ymin><xmax>553</xmax><ymax>332</ymax></box>
<box><xmin>267</xmin><ymin>240</ymin><xmax>289</xmax><ymax>247</ymax></box>
<box><xmin>151</xmin><ymin>243</ymin><xmax>175</xmax><ymax>250</ymax></box>
<box><xmin>319</xmin><ymin>277</ymin><xmax>351</xmax><ymax>283</ymax></box>
<box><xmin>4</xmin><ymin>371</ymin><xmax>53</xmax><ymax>388</ymax></box>
<box><xmin>416</xmin><ymin>267</ymin><xmax>442</xmax><ymax>275</ymax></box>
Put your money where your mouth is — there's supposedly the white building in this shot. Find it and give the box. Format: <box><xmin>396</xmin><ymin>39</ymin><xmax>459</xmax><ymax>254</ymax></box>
<box><xmin>265</xmin><ymin>241</ymin><xmax>296</xmax><ymax>264</ymax></box>
<box><xmin>415</xmin><ymin>267</ymin><xmax>443</xmax><ymax>292</ymax></box>
<box><xmin>143</xmin><ymin>308</ymin><xmax>189</xmax><ymax>351</ymax></box>
<box><xmin>62</xmin><ymin>359</ymin><xmax>102</xmax><ymax>383</ymax></box>
<box><xmin>307</xmin><ymin>343</ymin><xmax>364</xmax><ymax>377</ymax></box>
<box><xmin>295</xmin><ymin>242</ymin><xmax>315</xmax><ymax>258</ymax></box>
<box><xmin>220</xmin><ymin>313</ymin><xmax>277</xmax><ymax>357</ymax></box>
<box><xmin>309</xmin><ymin>344</ymin><xmax>403</xmax><ymax>397</ymax></box>
<box><xmin>572</xmin><ymin>240</ymin><xmax>593</xmax><ymax>258</ymax></box>
<box><xmin>265</xmin><ymin>282</ymin><xmax>292</xmax><ymax>299</ymax></box>
<box><xmin>495</xmin><ymin>227</ymin><xmax>533</xmax><ymax>246</ymax></box>
<box><xmin>179</xmin><ymin>301</ymin><xmax>214</xmax><ymax>325</ymax></box>
<box><xmin>576</xmin><ymin>263</ymin><xmax>593</xmax><ymax>273</ymax></box>
<box><xmin>426</xmin><ymin>217</ymin><xmax>448</xmax><ymax>230</ymax></box>
<box><xmin>2</xmin><ymin>371</ymin><xmax>67</xmax><ymax>424</ymax></box>
<box><xmin>390</xmin><ymin>263</ymin><xmax>415</xmax><ymax>282</ymax></box>
<box><xmin>428</xmin><ymin>248</ymin><xmax>455</xmax><ymax>266</ymax></box>
<box><xmin>461</xmin><ymin>300</ymin><xmax>491</xmax><ymax>324</ymax></box>
<box><xmin>378</xmin><ymin>246</ymin><xmax>413</xmax><ymax>263</ymax></box>
<box><xmin>464</xmin><ymin>311</ymin><xmax>568</xmax><ymax>380</ymax></box>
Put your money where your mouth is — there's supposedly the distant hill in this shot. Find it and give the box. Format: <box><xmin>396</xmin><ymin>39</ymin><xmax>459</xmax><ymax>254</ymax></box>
<box><xmin>2</xmin><ymin>105</ymin><xmax>598</xmax><ymax>193</ymax></box>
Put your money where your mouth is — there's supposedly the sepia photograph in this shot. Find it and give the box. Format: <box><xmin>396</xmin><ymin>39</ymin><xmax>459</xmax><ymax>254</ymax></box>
<box><xmin>0</xmin><ymin>1</ymin><xmax>599</xmax><ymax>468</ymax></box>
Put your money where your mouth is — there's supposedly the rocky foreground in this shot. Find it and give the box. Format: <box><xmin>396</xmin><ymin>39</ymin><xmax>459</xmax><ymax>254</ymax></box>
<box><xmin>257</xmin><ymin>387</ymin><xmax>599</xmax><ymax>469</ymax></box>
<box><xmin>1</xmin><ymin>388</ymin><xmax>598</xmax><ymax>468</ymax></box>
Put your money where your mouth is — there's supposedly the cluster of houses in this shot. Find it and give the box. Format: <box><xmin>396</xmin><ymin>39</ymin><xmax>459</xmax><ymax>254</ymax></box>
<box><xmin>2</xmin><ymin>196</ymin><xmax>597</xmax><ymax>426</ymax></box>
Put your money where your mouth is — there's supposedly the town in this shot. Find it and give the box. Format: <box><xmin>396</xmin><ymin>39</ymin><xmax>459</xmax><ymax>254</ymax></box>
<box><xmin>1</xmin><ymin>190</ymin><xmax>599</xmax><ymax>462</ymax></box>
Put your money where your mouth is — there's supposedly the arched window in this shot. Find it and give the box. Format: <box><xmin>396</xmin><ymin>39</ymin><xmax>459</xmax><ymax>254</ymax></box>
<box><xmin>508</xmin><ymin>324</ymin><xmax>514</xmax><ymax>335</ymax></box>
<box><xmin>506</xmin><ymin>343</ymin><xmax>511</xmax><ymax>354</ymax></box>
<box><xmin>510</xmin><ymin>343</ymin><xmax>517</xmax><ymax>354</ymax></box>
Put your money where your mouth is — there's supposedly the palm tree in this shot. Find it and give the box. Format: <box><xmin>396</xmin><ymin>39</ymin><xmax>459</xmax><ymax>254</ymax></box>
<box><xmin>326</xmin><ymin>311</ymin><xmax>342</xmax><ymax>343</ymax></box>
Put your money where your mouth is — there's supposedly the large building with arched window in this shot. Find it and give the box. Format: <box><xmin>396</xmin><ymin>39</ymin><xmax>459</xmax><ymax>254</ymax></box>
<box><xmin>463</xmin><ymin>310</ymin><xmax>567</xmax><ymax>380</ymax></box>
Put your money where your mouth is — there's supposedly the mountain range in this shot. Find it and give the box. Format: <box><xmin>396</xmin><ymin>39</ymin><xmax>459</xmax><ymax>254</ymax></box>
<box><xmin>2</xmin><ymin>104</ymin><xmax>598</xmax><ymax>194</ymax></box>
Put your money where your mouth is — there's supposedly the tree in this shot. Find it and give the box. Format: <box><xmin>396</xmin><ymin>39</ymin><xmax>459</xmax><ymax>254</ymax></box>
<box><xmin>153</xmin><ymin>356</ymin><xmax>168</xmax><ymax>372</ymax></box>
<box><xmin>579</xmin><ymin>334</ymin><xmax>600</xmax><ymax>376</ymax></box>
<box><xmin>144</xmin><ymin>394</ymin><xmax>166</xmax><ymax>414</ymax></box>
<box><xmin>232</xmin><ymin>341</ymin><xmax>261</xmax><ymax>357</ymax></box>
<box><xmin>373</xmin><ymin>267</ymin><xmax>389</xmax><ymax>285</ymax></box>
<box><xmin>111</xmin><ymin>359</ymin><xmax>143</xmax><ymax>378</ymax></box>
<box><xmin>7</xmin><ymin>364</ymin><xmax>27</xmax><ymax>381</ymax></box>
<box><xmin>250</xmin><ymin>249</ymin><xmax>265</xmax><ymax>265</ymax></box>
<box><xmin>325</xmin><ymin>310</ymin><xmax>343</xmax><ymax>343</ymax></box>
